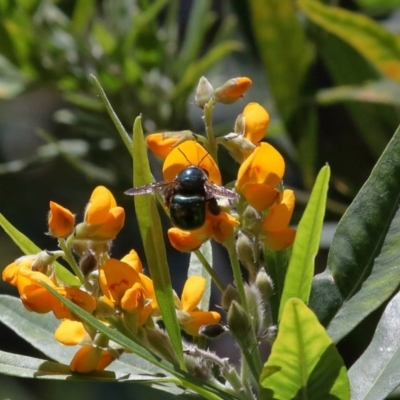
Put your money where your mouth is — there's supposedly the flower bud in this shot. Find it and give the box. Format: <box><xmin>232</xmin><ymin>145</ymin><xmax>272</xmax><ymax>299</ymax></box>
<box><xmin>244</xmin><ymin>283</ymin><xmax>264</xmax><ymax>335</ymax></box>
<box><xmin>198</xmin><ymin>323</ymin><xmax>228</xmax><ymax>339</ymax></box>
<box><xmin>217</xmin><ymin>133</ymin><xmax>256</xmax><ymax>163</ymax></box>
<box><xmin>195</xmin><ymin>76</ymin><xmax>214</xmax><ymax>108</ymax></box>
<box><xmin>213</xmin><ymin>77</ymin><xmax>252</xmax><ymax>104</ymax></box>
<box><xmin>227</xmin><ymin>300</ymin><xmax>251</xmax><ymax>341</ymax></box>
<box><xmin>48</xmin><ymin>201</ymin><xmax>75</xmax><ymax>238</ymax></box>
<box><xmin>79</xmin><ymin>250</ymin><xmax>98</xmax><ymax>276</ymax></box>
<box><xmin>144</xmin><ymin>327</ymin><xmax>178</xmax><ymax>365</ymax></box>
<box><xmin>255</xmin><ymin>270</ymin><xmax>274</xmax><ymax>304</ymax></box>
<box><xmin>236</xmin><ymin>232</ymin><xmax>258</xmax><ymax>278</ymax></box>
<box><xmin>221</xmin><ymin>284</ymin><xmax>241</xmax><ymax>311</ymax></box>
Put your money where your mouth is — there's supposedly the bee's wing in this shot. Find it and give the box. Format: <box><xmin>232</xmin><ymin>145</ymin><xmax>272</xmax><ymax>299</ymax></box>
<box><xmin>124</xmin><ymin>180</ymin><xmax>173</xmax><ymax>196</ymax></box>
<box><xmin>204</xmin><ymin>181</ymin><xmax>239</xmax><ymax>200</ymax></box>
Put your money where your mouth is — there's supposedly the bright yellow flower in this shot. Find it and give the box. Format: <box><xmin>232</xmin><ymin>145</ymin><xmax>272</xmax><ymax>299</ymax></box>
<box><xmin>48</xmin><ymin>201</ymin><xmax>75</xmax><ymax>238</ymax></box>
<box><xmin>214</xmin><ymin>77</ymin><xmax>252</xmax><ymax>104</ymax></box>
<box><xmin>262</xmin><ymin>189</ymin><xmax>296</xmax><ymax>251</ymax></box>
<box><xmin>54</xmin><ymin>319</ymin><xmax>90</xmax><ymax>345</ymax></box>
<box><xmin>242</xmin><ymin>103</ymin><xmax>270</xmax><ymax>145</ymax></box>
<box><xmin>236</xmin><ymin>143</ymin><xmax>285</xmax><ymax>211</ymax></box>
<box><xmin>80</xmin><ymin>186</ymin><xmax>125</xmax><ymax>241</ymax></box>
<box><xmin>162</xmin><ymin>141</ymin><xmax>221</xmax><ymax>185</ymax></box>
<box><xmin>177</xmin><ymin>276</ymin><xmax>220</xmax><ymax>336</ymax></box>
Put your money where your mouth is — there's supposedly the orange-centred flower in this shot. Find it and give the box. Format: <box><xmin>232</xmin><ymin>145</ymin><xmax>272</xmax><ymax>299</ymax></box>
<box><xmin>236</xmin><ymin>143</ymin><xmax>285</xmax><ymax>211</ymax></box>
<box><xmin>262</xmin><ymin>189</ymin><xmax>296</xmax><ymax>251</ymax></box>
<box><xmin>168</xmin><ymin>206</ymin><xmax>239</xmax><ymax>252</ymax></box>
<box><xmin>48</xmin><ymin>201</ymin><xmax>75</xmax><ymax>238</ymax></box>
<box><xmin>79</xmin><ymin>186</ymin><xmax>125</xmax><ymax>240</ymax></box>
<box><xmin>214</xmin><ymin>77</ymin><xmax>252</xmax><ymax>104</ymax></box>
<box><xmin>162</xmin><ymin>141</ymin><xmax>221</xmax><ymax>184</ymax></box>
<box><xmin>177</xmin><ymin>276</ymin><xmax>221</xmax><ymax>336</ymax></box>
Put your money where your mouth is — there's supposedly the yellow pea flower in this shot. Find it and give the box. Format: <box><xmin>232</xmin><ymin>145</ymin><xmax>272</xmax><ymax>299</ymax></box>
<box><xmin>48</xmin><ymin>201</ymin><xmax>75</xmax><ymax>238</ymax></box>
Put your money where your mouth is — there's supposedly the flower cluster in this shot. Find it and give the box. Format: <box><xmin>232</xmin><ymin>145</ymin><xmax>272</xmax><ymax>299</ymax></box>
<box><xmin>2</xmin><ymin>186</ymin><xmax>219</xmax><ymax>373</ymax></box>
<box><xmin>1</xmin><ymin>76</ymin><xmax>296</xmax><ymax>390</ymax></box>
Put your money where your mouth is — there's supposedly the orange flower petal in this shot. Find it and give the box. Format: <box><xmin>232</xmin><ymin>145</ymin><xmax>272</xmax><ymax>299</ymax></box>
<box><xmin>96</xmin><ymin>349</ymin><xmax>115</xmax><ymax>370</ymax></box>
<box><xmin>242</xmin><ymin>184</ymin><xmax>279</xmax><ymax>212</ymax></box>
<box><xmin>85</xmin><ymin>186</ymin><xmax>116</xmax><ymax>225</ymax></box>
<box><xmin>181</xmin><ymin>310</ymin><xmax>221</xmax><ymax>336</ymax></box>
<box><xmin>214</xmin><ymin>77</ymin><xmax>252</xmax><ymax>104</ymax></box>
<box><xmin>146</xmin><ymin>133</ymin><xmax>179</xmax><ymax>159</ymax></box>
<box><xmin>48</xmin><ymin>201</ymin><xmax>75</xmax><ymax>238</ymax></box>
<box><xmin>94</xmin><ymin>206</ymin><xmax>125</xmax><ymax>240</ymax></box>
<box><xmin>120</xmin><ymin>282</ymin><xmax>145</xmax><ymax>313</ymax></box>
<box><xmin>70</xmin><ymin>345</ymin><xmax>101</xmax><ymax>373</ymax></box>
<box><xmin>181</xmin><ymin>276</ymin><xmax>206</xmax><ymax>312</ymax></box>
<box><xmin>120</xmin><ymin>249</ymin><xmax>143</xmax><ymax>273</ymax></box>
<box><xmin>167</xmin><ymin>227</ymin><xmax>206</xmax><ymax>252</ymax></box>
<box><xmin>206</xmin><ymin>210</ymin><xmax>239</xmax><ymax>243</ymax></box>
<box><xmin>243</xmin><ymin>102</ymin><xmax>270</xmax><ymax>145</ymax></box>
<box><xmin>262</xmin><ymin>227</ymin><xmax>296</xmax><ymax>251</ymax></box>
<box><xmin>236</xmin><ymin>143</ymin><xmax>285</xmax><ymax>191</ymax></box>
<box><xmin>263</xmin><ymin>190</ymin><xmax>295</xmax><ymax>232</ymax></box>
<box><xmin>55</xmin><ymin>320</ymin><xmax>90</xmax><ymax>345</ymax></box>
<box><xmin>99</xmin><ymin>259</ymin><xmax>141</xmax><ymax>305</ymax></box>
<box><xmin>163</xmin><ymin>141</ymin><xmax>221</xmax><ymax>185</ymax></box>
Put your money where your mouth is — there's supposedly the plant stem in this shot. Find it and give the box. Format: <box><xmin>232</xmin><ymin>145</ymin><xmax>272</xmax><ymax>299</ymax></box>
<box><xmin>194</xmin><ymin>249</ymin><xmax>225</xmax><ymax>293</ymax></box>
<box><xmin>203</xmin><ymin>97</ymin><xmax>218</xmax><ymax>162</ymax></box>
<box><xmin>58</xmin><ymin>238</ymin><xmax>84</xmax><ymax>284</ymax></box>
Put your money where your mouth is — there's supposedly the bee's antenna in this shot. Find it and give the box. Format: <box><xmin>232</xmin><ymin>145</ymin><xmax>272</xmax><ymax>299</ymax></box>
<box><xmin>178</xmin><ymin>146</ymin><xmax>211</xmax><ymax>167</ymax></box>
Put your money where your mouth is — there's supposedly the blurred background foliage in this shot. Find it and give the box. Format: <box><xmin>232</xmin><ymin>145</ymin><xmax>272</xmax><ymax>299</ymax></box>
<box><xmin>1</xmin><ymin>0</ymin><xmax>400</xmax><ymax>398</ymax></box>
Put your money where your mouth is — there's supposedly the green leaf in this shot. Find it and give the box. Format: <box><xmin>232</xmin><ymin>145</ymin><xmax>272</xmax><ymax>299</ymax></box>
<box><xmin>0</xmin><ymin>213</ymin><xmax>79</xmax><ymax>287</ymax></box>
<box><xmin>278</xmin><ymin>166</ymin><xmax>330</xmax><ymax>321</ymax></box>
<box><xmin>248</xmin><ymin>0</ymin><xmax>313</xmax><ymax>121</ymax></box>
<box><xmin>348</xmin><ymin>290</ymin><xmax>400</xmax><ymax>400</ymax></box>
<box><xmin>260</xmin><ymin>298</ymin><xmax>350</xmax><ymax>400</ymax></box>
<box><xmin>131</xmin><ymin>116</ymin><xmax>185</xmax><ymax>370</ymax></box>
<box><xmin>0</xmin><ymin>295</ymin><xmax>166</xmax><ymax>376</ymax></box>
<box><xmin>188</xmin><ymin>241</ymin><xmax>212</xmax><ymax>312</ymax></box>
<box><xmin>316</xmin><ymin>79</ymin><xmax>400</xmax><ymax>108</ymax></box>
<box><xmin>299</xmin><ymin>0</ymin><xmax>400</xmax><ymax>83</ymax></box>
<box><xmin>72</xmin><ymin>0</ymin><xmax>96</xmax><ymax>34</ymax></box>
<box><xmin>310</xmin><ymin>125</ymin><xmax>400</xmax><ymax>340</ymax></box>
<box><xmin>354</xmin><ymin>0</ymin><xmax>400</xmax><ymax>13</ymax></box>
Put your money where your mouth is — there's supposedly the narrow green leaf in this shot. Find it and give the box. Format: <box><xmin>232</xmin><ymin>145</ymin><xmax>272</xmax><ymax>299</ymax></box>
<box><xmin>299</xmin><ymin>0</ymin><xmax>400</xmax><ymax>82</ymax></box>
<box><xmin>355</xmin><ymin>0</ymin><xmax>400</xmax><ymax>12</ymax></box>
<box><xmin>278</xmin><ymin>166</ymin><xmax>330</xmax><ymax>321</ymax></box>
<box><xmin>131</xmin><ymin>116</ymin><xmax>185</xmax><ymax>370</ymax></box>
<box><xmin>188</xmin><ymin>241</ymin><xmax>212</xmax><ymax>312</ymax></box>
<box><xmin>310</xmin><ymin>125</ymin><xmax>400</xmax><ymax>338</ymax></box>
<box><xmin>248</xmin><ymin>0</ymin><xmax>313</xmax><ymax>121</ymax></box>
<box><xmin>316</xmin><ymin>79</ymin><xmax>400</xmax><ymax>107</ymax></box>
<box><xmin>348</xmin><ymin>290</ymin><xmax>400</xmax><ymax>400</ymax></box>
<box><xmin>91</xmin><ymin>75</ymin><xmax>133</xmax><ymax>158</ymax></box>
<box><xmin>0</xmin><ymin>214</ymin><xmax>79</xmax><ymax>287</ymax></box>
<box><xmin>260</xmin><ymin>298</ymin><xmax>350</xmax><ymax>400</ymax></box>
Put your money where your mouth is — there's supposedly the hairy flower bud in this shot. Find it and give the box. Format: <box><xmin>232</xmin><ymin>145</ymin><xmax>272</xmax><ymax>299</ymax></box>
<box><xmin>195</xmin><ymin>76</ymin><xmax>214</xmax><ymax>108</ymax></box>
<box><xmin>227</xmin><ymin>300</ymin><xmax>251</xmax><ymax>341</ymax></box>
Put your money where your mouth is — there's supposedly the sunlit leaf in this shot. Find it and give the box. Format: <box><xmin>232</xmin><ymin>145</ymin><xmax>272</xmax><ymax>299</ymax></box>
<box><xmin>278</xmin><ymin>166</ymin><xmax>330</xmax><ymax>321</ymax></box>
<box><xmin>260</xmin><ymin>298</ymin><xmax>350</xmax><ymax>400</ymax></box>
<box><xmin>299</xmin><ymin>0</ymin><xmax>400</xmax><ymax>82</ymax></box>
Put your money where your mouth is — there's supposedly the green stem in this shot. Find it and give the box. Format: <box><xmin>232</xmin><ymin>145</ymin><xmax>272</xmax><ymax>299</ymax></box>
<box><xmin>225</xmin><ymin>234</ymin><xmax>263</xmax><ymax>385</ymax></box>
<box><xmin>194</xmin><ymin>249</ymin><xmax>225</xmax><ymax>293</ymax></box>
<box><xmin>58</xmin><ymin>238</ymin><xmax>84</xmax><ymax>284</ymax></box>
<box><xmin>203</xmin><ymin>97</ymin><xmax>218</xmax><ymax>162</ymax></box>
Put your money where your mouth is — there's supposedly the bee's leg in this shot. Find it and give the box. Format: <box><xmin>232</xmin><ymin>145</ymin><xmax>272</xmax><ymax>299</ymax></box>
<box><xmin>207</xmin><ymin>198</ymin><xmax>221</xmax><ymax>215</ymax></box>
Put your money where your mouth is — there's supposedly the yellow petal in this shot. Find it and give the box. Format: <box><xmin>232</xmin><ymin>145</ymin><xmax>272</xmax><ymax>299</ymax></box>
<box><xmin>181</xmin><ymin>310</ymin><xmax>221</xmax><ymax>336</ymax></box>
<box><xmin>263</xmin><ymin>227</ymin><xmax>296</xmax><ymax>251</ymax></box>
<box><xmin>54</xmin><ymin>320</ymin><xmax>89</xmax><ymax>345</ymax></box>
<box><xmin>236</xmin><ymin>143</ymin><xmax>285</xmax><ymax>191</ymax></box>
<box><xmin>243</xmin><ymin>102</ymin><xmax>270</xmax><ymax>145</ymax></box>
<box><xmin>214</xmin><ymin>77</ymin><xmax>252</xmax><ymax>104</ymax></box>
<box><xmin>84</xmin><ymin>186</ymin><xmax>116</xmax><ymax>225</ymax></box>
<box><xmin>241</xmin><ymin>184</ymin><xmax>279</xmax><ymax>212</ymax></box>
<box><xmin>70</xmin><ymin>345</ymin><xmax>101</xmax><ymax>373</ymax></box>
<box><xmin>48</xmin><ymin>201</ymin><xmax>75</xmax><ymax>238</ymax></box>
<box><xmin>163</xmin><ymin>141</ymin><xmax>221</xmax><ymax>185</ymax></box>
<box><xmin>146</xmin><ymin>133</ymin><xmax>178</xmax><ymax>159</ymax></box>
<box><xmin>181</xmin><ymin>276</ymin><xmax>206</xmax><ymax>312</ymax></box>
<box><xmin>120</xmin><ymin>249</ymin><xmax>143</xmax><ymax>273</ymax></box>
<box><xmin>263</xmin><ymin>189</ymin><xmax>295</xmax><ymax>232</ymax></box>
<box><xmin>167</xmin><ymin>227</ymin><xmax>206</xmax><ymax>252</ymax></box>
